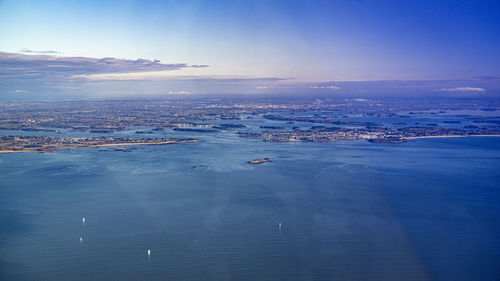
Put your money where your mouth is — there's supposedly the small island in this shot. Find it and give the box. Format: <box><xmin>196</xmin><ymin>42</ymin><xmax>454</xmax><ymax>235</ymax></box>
<box><xmin>173</xmin><ymin>128</ymin><xmax>220</xmax><ymax>133</ymax></box>
<box><xmin>248</xmin><ymin>158</ymin><xmax>271</xmax><ymax>164</ymax></box>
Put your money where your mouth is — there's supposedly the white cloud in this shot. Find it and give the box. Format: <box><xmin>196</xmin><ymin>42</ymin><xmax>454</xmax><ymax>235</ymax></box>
<box><xmin>167</xmin><ymin>90</ymin><xmax>193</xmax><ymax>95</ymax></box>
<box><xmin>256</xmin><ymin>86</ymin><xmax>269</xmax><ymax>89</ymax></box>
<box><xmin>73</xmin><ymin>71</ymin><xmax>284</xmax><ymax>83</ymax></box>
<box><xmin>437</xmin><ymin>87</ymin><xmax>486</xmax><ymax>92</ymax></box>
<box><xmin>14</xmin><ymin>89</ymin><xmax>27</xmax><ymax>93</ymax></box>
<box><xmin>0</xmin><ymin>51</ymin><xmax>187</xmax><ymax>79</ymax></box>
<box><xmin>310</xmin><ymin>85</ymin><xmax>340</xmax><ymax>90</ymax></box>
<box><xmin>20</xmin><ymin>48</ymin><xmax>61</xmax><ymax>54</ymax></box>
<box><xmin>73</xmin><ymin>71</ymin><xmax>182</xmax><ymax>80</ymax></box>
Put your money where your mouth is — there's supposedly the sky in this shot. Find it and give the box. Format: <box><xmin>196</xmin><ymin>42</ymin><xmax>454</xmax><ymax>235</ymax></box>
<box><xmin>1</xmin><ymin>0</ymin><xmax>500</xmax><ymax>99</ymax></box>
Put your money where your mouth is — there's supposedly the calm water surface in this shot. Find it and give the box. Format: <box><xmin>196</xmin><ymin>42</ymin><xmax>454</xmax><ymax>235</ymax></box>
<box><xmin>1</xmin><ymin>130</ymin><xmax>499</xmax><ymax>280</ymax></box>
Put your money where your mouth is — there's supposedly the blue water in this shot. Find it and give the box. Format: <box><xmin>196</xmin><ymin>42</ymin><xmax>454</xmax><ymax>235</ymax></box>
<box><xmin>1</xmin><ymin>131</ymin><xmax>499</xmax><ymax>280</ymax></box>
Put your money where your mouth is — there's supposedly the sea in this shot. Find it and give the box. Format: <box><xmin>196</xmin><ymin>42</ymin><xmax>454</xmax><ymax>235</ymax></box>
<box><xmin>0</xmin><ymin>110</ymin><xmax>499</xmax><ymax>281</ymax></box>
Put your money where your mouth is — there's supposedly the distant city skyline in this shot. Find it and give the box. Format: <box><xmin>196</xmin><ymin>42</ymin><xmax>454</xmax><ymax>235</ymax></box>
<box><xmin>1</xmin><ymin>0</ymin><xmax>499</xmax><ymax>99</ymax></box>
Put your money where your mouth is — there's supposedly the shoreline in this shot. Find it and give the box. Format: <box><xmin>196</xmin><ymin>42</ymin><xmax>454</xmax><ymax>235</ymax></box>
<box><xmin>0</xmin><ymin>150</ymin><xmax>36</xmax><ymax>153</ymax></box>
<box><xmin>0</xmin><ymin>139</ymin><xmax>199</xmax><ymax>154</ymax></box>
<box><xmin>2</xmin><ymin>135</ymin><xmax>499</xmax><ymax>153</ymax></box>
<box><xmin>90</xmin><ymin>140</ymin><xmax>198</xmax><ymax>147</ymax></box>
<box><xmin>406</xmin><ymin>134</ymin><xmax>500</xmax><ymax>140</ymax></box>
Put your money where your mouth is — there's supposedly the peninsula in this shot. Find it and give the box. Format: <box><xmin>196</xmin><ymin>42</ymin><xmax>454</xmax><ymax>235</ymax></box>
<box><xmin>0</xmin><ymin>136</ymin><xmax>199</xmax><ymax>153</ymax></box>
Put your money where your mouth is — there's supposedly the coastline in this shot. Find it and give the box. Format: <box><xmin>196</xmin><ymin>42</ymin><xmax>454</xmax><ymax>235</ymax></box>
<box><xmin>0</xmin><ymin>139</ymin><xmax>199</xmax><ymax>153</ymax></box>
<box><xmin>0</xmin><ymin>150</ymin><xmax>35</xmax><ymax>153</ymax></box>
<box><xmin>91</xmin><ymin>140</ymin><xmax>198</xmax><ymax>147</ymax></box>
<box><xmin>2</xmin><ymin>135</ymin><xmax>499</xmax><ymax>153</ymax></box>
<box><xmin>406</xmin><ymin>134</ymin><xmax>500</xmax><ymax>140</ymax></box>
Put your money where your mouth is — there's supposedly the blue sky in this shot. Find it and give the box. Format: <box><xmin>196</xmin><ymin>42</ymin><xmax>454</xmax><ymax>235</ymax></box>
<box><xmin>1</xmin><ymin>0</ymin><xmax>499</xmax><ymax>99</ymax></box>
